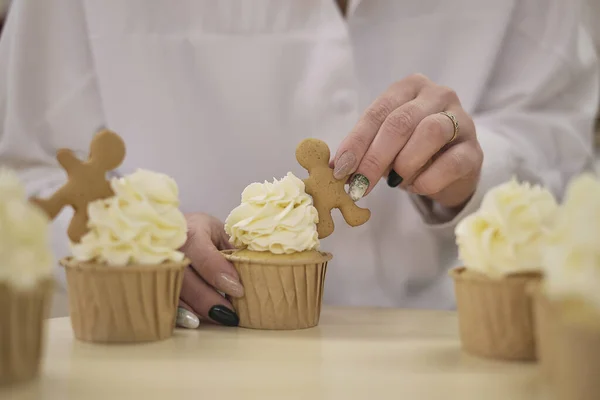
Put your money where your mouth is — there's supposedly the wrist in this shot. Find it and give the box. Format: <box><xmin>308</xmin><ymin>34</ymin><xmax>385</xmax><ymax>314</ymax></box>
<box><xmin>435</xmin><ymin>192</ymin><xmax>474</xmax><ymax>214</ymax></box>
<box><xmin>414</xmin><ymin>190</ymin><xmax>475</xmax><ymax>224</ymax></box>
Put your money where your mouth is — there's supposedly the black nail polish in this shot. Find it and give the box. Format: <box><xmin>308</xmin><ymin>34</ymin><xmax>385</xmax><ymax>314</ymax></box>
<box><xmin>208</xmin><ymin>305</ymin><xmax>239</xmax><ymax>327</ymax></box>
<box><xmin>387</xmin><ymin>170</ymin><xmax>403</xmax><ymax>187</ymax></box>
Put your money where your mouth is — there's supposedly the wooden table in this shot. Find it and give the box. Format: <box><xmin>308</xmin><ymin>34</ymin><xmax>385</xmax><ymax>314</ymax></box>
<box><xmin>2</xmin><ymin>307</ymin><xmax>550</xmax><ymax>400</ymax></box>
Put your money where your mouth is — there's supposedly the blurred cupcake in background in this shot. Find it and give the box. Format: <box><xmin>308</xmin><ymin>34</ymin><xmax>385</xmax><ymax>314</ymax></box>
<box><xmin>538</xmin><ymin>173</ymin><xmax>600</xmax><ymax>400</ymax></box>
<box><xmin>0</xmin><ymin>168</ymin><xmax>54</xmax><ymax>386</ymax></box>
<box><xmin>451</xmin><ymin>177</ymin><xmax>558</xmax><ymax>361</ymax></box>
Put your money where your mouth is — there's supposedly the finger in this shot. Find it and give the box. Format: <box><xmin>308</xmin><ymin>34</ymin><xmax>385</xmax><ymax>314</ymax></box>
<box><xmin>408</xmin><ymin>141</ymin><xmax>483</xmax><ymax>206</ymax></box>
<box><xmin>332</xmin><ymin>74</ymin><xmax>429</xmax><ymax>180</ymax></box>
<box><xmin>349</xmin><ymin>85</ymin><xmax>454</xmax><ymax>200</ymax></box>
<box><xmin>176</xmin><ymin>300</ymin><xmax>200</xmax><ymax>329</ymax></box>
<box><xmin>211</xmin><ymin>219</ymin><xmax>236</xmax><ymax>251</ymax></box>
<box><xmin>180</xmin><ymin>267</ymin><xmax>239</xmax><ymax>326</ymax></box>
<box><xmin>391</xmin><ymin>107</ymin><xmax>466</xmax><ymax>188</ymax></box>
<box><xmin>181</xmin><ymin>228</ymin><xmax>244</xmax><ymax>298</ymax></box>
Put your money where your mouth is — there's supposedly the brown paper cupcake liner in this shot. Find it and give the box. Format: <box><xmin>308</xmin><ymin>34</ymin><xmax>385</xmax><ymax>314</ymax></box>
<box><xmin>222</xmin><ymin>249</ymin><xmax>332</xmax><ymax>330</ymax></box>
<box><xmin>449</xmin><ymin>267</ymin><xmax>541</xmax><ymax>361</ymax></box>
<box><xmin>0</xmin><ymin>279</ymin><xmax>53</xmax><ymax>386</ymax></box>
<box><xmin>61</xmin><ymin>258</ymin><xmax>187</xmax><ymax>343</ymax></box>
<box><xmin>553</xmin><ymin>312</ymin><xmax>600</xmax><ymax>400</ymax></box>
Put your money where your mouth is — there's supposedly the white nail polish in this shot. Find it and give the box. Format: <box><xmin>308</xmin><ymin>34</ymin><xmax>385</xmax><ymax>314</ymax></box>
<box><xmin>348</xmin><ymin>174</ymin><xmax>370</xmax><ymax>201</ymax></box>
<box><xmin>176</xmin><ymin>307</ymin><xmax>200</xmax><ymax>329</ymax></box>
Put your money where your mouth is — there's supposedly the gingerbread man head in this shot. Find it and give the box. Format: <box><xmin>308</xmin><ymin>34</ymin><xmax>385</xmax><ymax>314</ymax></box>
<box><xmin>296</xmin><ymin>138</ymin><xmax>331</xmax><ymax>173</ymax></box>
<box><xmin>88</xmin><ymin>130</ymin><xmax>126</xmax><ymax>171</ymax></box>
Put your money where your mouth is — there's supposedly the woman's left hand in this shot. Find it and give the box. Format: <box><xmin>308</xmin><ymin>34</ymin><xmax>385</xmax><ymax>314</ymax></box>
<box><xmin>333</xmin><ymin>73</ymin><xmax>483</xmax><ymax>210</ymax></box>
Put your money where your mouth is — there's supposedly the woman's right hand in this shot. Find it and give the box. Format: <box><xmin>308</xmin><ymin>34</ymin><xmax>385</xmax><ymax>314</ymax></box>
<box><xmin>175</xmin><ymin>213</ymin><xmax>244</xmax><ymax>328</ymax></box>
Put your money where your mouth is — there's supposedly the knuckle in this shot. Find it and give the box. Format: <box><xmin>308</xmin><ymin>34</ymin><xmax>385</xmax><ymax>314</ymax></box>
<box><xmin>407</xmin><ymin>73</ymin><xmax>428</xmax><ymax>86</ymax></box>
<box><xmin>447</xmin><ymin>150</ymin><xmax>468</xmax><ymax>178</ymax></box>
<box><xmin>364</xmin><ymin>98</ymin><xmax>394</xmax><ymax>126</ymax></box>
<box><xmin>413</xmin><ymin>177</ymin><xmax>437</xmax><ymax>196</ymax></box>
<box><xmin>360</xmin><ymin>153</ymin><xmax>384</xmax><ymax>175</ymax></box>
<box><xmin>389</xmin><ymin>80</ymin><xmax>404</xmax><ymax>91</ymax></box>
<box><xmin>347</xmin><ymin>133</ymin><xmax>370</xmax><ymax>152</ymax></box>
<box><xmin>423</xmin><ymin>116</ymin><xmax>448</xmax><ymax>144</ymax></box>
<box><xmin>472</xmin><ymin>143</ymin><xmax>484</xmax><ymax>167</ymax></box>
<box><xmin>466</xmin><ymin>154</ymin><xmax>483</xmax><ymax>179</ymax></box>
<box><xmin>460</xmin><ymin>143</ymin><xmax>483</xmax><ymax>173</ymax></box>
<box><xmin>385</xmin><ymin>108</ymin><xmax>417</xmax><ymax>139</ymax></box>
<box><xmin>437</xmin><ymin>86</ymin><xmax>459</xmax><ymax>103</ymax></box>
<box><xmin>394</xmin><ymin>158</ymin><xmax>416</xmax><ymax>179</ymax></box>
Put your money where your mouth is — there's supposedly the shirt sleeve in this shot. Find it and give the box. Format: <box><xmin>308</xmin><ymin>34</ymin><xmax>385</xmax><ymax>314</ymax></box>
<box><xmin>0</xmin><ymin>0</ymin><xmax>105</xmax><ymax>288</ymax></box>
<box><xmin>411</xmin><ymin>0</ymin><xmax>600</xmax><ymax>239</ymax></box>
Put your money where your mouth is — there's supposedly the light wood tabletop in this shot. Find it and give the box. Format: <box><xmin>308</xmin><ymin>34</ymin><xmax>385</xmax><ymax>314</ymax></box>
<box><xmin>2</xmin><ymin>307</ymin><xmax>550</xmax><ymax>400</ymax></box>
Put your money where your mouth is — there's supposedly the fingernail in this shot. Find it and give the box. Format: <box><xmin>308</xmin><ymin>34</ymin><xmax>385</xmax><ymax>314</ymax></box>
<box><xmin>333</xmin><ymin>152</ymin><xmax>357</xmax><ymax>180</ymax></box>
<box><xmin>387</xmin><ymin>170</ymin><xmax>403</xmax><ymax>188</ymax></box>
<box><xmin>216</xmin><ymin>273</ymin><xmax>244</xmax><ymax>298</ymax></box>
<box><xmin>209</xmin><ymin>305</ymin><xmax>239</xmax><ymax>327</ymax></box>
<box><xmin>176</xmin><ymin>307</ymin><xmax>200</xmax><ymax>329</ymax></box>
<box><xmin>348</xmin><ymin>174</ymin><xmax>369</xmax><ymax>201</ymax></box>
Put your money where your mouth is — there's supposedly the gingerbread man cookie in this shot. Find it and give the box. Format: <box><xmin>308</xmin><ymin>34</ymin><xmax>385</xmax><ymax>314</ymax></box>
<box><xmin>296</xmin><ymin>138</ymin><xmax>371</xmax><ymax>239</ymax></box>
<box><xmin>31</xmin><ymin>129</ymin><xmax>126</xmax><ymax>243</ymax></box>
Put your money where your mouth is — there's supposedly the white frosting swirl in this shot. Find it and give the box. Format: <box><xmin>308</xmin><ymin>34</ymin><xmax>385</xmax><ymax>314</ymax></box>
<box><xmin>225</xmin><ymin>172</ymin><xmax>319</xmax><ymax>254</ymax></box>
<box><xmin>455</xmin><ymin>178</ymin><xmax>558</xmax><ymax>278</ymax></box>
<box><xmin>0</xmin><ymin>169</ymin><xmax>53</xmax><ymax>288</ymax></box>
<box><xmin>542</xmin><ymin>174</ymin><xmax>600</xmax><ymax>310</ymax></box>
<box><xmin>71</xmin><ymin>169</ymin><xmax>188</xmax><ymax>266</ymax></box>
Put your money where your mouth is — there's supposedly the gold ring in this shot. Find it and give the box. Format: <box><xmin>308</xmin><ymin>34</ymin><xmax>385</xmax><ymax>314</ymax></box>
<box><xmin>439</xmin><ymin>111</ymin><xmax>459</xmax><ymax>143</ymax></box>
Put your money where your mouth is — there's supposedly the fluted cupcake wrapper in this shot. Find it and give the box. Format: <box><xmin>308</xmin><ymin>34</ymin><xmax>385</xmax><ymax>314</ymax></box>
<box><xmin>61</xmin><ymin>258</ymin><xmax>187</xmax><ymax>343</ymax></box>
<box><xmin>554</xmin><ymin>328</ymin><xmax>600</xmax><ymax>400</ymax></box>
<box><xmin>529</xmin><ymin>284</ymin><xmax>557</xmax><ymax>379</ymax></box>
<box><xmin>222</xmin><ymin>250</ymin><xmax>332</xmax><ymax>330</ymax></box>
<box><xmin>0</xmin><ymin>279</ymin><xmax>53</xmax><ymax>386</ymax></box>
<box><xmin>449</xmin><ymin>267</ymin><xmax>541</xmax><ymax>361</ymax></box>
<box><xmin>536</xmin><ymin>299</ymin><xmax>600</xmax><ymax>400</ymax></box>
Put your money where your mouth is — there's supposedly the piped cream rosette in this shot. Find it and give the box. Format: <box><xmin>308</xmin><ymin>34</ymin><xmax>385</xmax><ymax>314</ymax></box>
<box><xmin>225</xmin><ymin>172</ymin><xmax>320</xmax><ymax>254</ymax></box>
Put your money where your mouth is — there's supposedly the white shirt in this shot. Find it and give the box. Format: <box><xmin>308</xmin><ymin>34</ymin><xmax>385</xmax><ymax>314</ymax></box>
<box><xmin>0</xmin><ymin>0</ymin><xmax>597</xmax><ymax>317</ymax></box>
<box><xmin>584</xmin><ymin>0</ymin><xmax>600</xmax><ymax>101</ymax></box>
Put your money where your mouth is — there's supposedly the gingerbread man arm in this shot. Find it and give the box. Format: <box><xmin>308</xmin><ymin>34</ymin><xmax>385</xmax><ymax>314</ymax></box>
<box><xmin>30</xmin><ymin>189</ymin><xmax>68</xmax><ymax>220</ymax></box>
<box><xmin>29</xmin><ymin>149</ymin><xmax>81</xmax><ymax>218</ymax></box>
<box><xmin>57</xmin><ymin>149</ymin><xmax>83</xmax><ymax>174</ymax></box>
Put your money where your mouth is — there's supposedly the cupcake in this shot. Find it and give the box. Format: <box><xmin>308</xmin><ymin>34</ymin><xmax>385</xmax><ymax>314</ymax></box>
<box><xmin>451</xmin><ymin>177</ymin><xmax>558</xmax><ymax>360</ymax></box>
<box><xmin>538</xmin><ymin>173</ymin><xmax>600</xmax><ymax>400</ymax></box>
<box><xmin>0</xmin><ymin>169</ymin><xmax>54</xmax><ymax>385</ymax></box>
<box><xmin>221</xmin><ymin>138</ymin><xmax>370</xmax><ymax>330</ymax></box>
<box><xmin>221</xmin><ymin>137</ymin><xmax>372</xmax><ymax>330</ymax></box>
<box><xmin>222</xmin><ymin>172</ymin><xmax>332</xmax><ymax>330</ymax></box>
<box><xmin>32</xmin><ymin>130</ymin><xmax>189</xmax><ymax>343</ymax></box>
